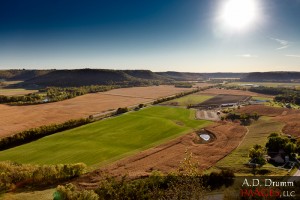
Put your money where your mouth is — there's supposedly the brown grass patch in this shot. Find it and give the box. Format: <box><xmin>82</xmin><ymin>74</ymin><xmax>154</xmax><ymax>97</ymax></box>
<box><xmin>238</xmin><ymin>105</ymin><xmax>300</xmax><ymax>137</ymax></box>
<box><xmin>0</xmin><ymin>85</ymin><xmax>194</xmax><ymax>138</ymax></box>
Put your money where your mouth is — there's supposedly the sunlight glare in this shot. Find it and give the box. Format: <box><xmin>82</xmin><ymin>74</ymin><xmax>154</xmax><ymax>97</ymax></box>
<box><xmin>221</xmin><ymin>0</ymin><xmax>258</xmax><ymax>31</ymax></box>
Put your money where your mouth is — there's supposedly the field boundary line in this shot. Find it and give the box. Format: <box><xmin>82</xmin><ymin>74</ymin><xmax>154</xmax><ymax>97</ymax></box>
<box><xmin>237</xmin><ymin>126</ymin><xmax>249</xmax><ymax>148</ymax></box>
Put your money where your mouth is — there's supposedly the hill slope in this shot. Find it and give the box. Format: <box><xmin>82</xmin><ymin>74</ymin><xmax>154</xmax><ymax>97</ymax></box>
<box><xmin>0</xmin><ymin>70</ymin><xmax>52</xmax><ymax>81</ymax></box>
<box><xmin>156</xmin><ymin>71</ymin><xmax>205</xmax><ymax>81</ymax></box>
<box><xmin>242</xmin><ymin>72</ymin><xmax>300</xmax><ymax>82</ymax></box>
<box><xmin>19</xmin><ymin>69</ymin><xmax>144</xmax><ymax>87</ymax></box>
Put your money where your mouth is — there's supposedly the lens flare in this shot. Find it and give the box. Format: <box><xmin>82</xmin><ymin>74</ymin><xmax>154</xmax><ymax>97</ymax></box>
<box><xmin>220</xmin><ymin>0</ymin><xmax>258</xmax><ymax>31</ymax></box>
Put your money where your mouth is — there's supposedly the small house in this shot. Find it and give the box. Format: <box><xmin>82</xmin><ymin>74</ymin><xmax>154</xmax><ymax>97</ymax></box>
<box><xmin>270</xmin><ymin>154</ymin><xmax>285</xmax><ymax>164</ymax></box>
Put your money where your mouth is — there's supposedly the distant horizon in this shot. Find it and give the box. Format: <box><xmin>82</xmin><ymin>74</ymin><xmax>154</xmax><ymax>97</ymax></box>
<box><xmin>1</xmin><ymin>67</ymin><xmax>300</xmax><ymax>74</ymax></box>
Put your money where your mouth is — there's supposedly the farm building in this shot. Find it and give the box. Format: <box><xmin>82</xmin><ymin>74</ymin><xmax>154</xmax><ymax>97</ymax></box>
<box><xmin>270</xmin><ymin>154</ymin><xmax>285</xmax><ymax>164</ymax></box>
<box><xmin>221</xmin><ymin>103</ymin><xmax>237</xmax><ymax>107</ymax></box>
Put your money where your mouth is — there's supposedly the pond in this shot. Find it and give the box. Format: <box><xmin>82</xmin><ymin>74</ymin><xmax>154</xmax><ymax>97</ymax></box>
<box><xmin>199</xmin><ymin>134</ymin><xmax>210</xmax><ymax>141</ymax></box>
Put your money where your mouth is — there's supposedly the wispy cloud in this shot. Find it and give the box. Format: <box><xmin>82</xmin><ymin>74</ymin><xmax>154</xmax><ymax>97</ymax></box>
<box><xmin>269</xmin><ymin>37</ymin><xmax>291</xmax><ymax>50</ymax></box>
<box><xmin>276</xmin><ymin>45</ymin><xmax>290</xmax><ymax>50</ymax></box>
<box><xmin>286</xmin><ymin>54</ymin><xmax>300</xmax><ymax>58</ymax></box>
<box><xmin>236</xmin><ymin>54</ymin><xmax>258</xmax><ymax>58</ymax></box>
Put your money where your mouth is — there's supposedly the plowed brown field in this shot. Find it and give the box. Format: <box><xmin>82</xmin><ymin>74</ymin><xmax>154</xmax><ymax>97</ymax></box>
<box><xmin>0</xmin><ymin>85</ymin><xmax>194</xmax><ymax>138</ymax></box>
<box><xmin>198</xmin><ymin>88</ymin><xmax>273</xmax><ymax>97</ymax></box>
<box><xmin>74</xmin><ymin>122</ymin><xmax>247</xmax><ymax>188</ymax></box>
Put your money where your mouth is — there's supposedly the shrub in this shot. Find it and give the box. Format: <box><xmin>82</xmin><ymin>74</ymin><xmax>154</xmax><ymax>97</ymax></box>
<box><xmin>0</xmin><ymin>161</ymin><xmax>86</xmax><ymax>192</ymax></box>
<box><xmin>115</xmin><ymin>107</ymin><xmax>128</xmax><ymax>115</ymax></box>
<box><xmin>54</xmin><ymin>183</ymin><xmax>99</xmax><ymax>200</ymax></box>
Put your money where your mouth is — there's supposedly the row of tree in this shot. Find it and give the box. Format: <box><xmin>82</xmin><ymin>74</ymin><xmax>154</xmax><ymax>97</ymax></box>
<box><xmin>266</xmin><ymin>133</ymin><xmax>299</xmax><ymax>155</ymax></box>
<box><xmin>0</xmin><ymin>118</ymin><xmax>91</xmax><ymax>150</ymax></box>
<box><xmin>0</xmin><ymin>93</ymin><xmax>43</xmax><ymax>104</ymax></box>
<box><xmin>174</xmin><ymin>82</ymin><xmax>193</xmax><ymax>88</ymax></box>
<box><xmin>248</xmin><ymin>86</ymin><xmax>288</xmax><ymax>95</ymax></box>
<box><xmin>274</xmin><ymin>94</ymin><xmax>300</xmax><ymax>105</ymax></box>
<box><xmin>223</xmin><ymin>112</ymin><xmax>260</xmax><ymax>125</ymax></box>
<box><xmin>248</xmin><ymin>86</ymin><xmax>300</xmax><ymax>106</ymax></box>
<box><xmin>0</xmin><ymin>161</ymin><xmax>86</xmax><ymax>192</ymax></box>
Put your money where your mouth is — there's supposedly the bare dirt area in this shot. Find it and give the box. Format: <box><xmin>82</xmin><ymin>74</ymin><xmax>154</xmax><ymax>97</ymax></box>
<box><xmin>0</xmin><ymin>85</ymin><xmax>193</xmax><ymax>138</ymax></box>
<box><xmin>196</xmin><ymin>110</ymin><xmax>220</xmax><ymax>121</ymax></box>
<box><xmin>198</xmin><ymin>88</ymin><xmax>273</xmax><ymax>98</ymax></box>
<box><xmin>74</xmin><ymin>122</ymin><xmax>247</xmax><ymax>189</ymax></box>
<box><xmin>238</xmin><ymin>105</ymin><xmax>300</xmax><ymax>137</ymax></box>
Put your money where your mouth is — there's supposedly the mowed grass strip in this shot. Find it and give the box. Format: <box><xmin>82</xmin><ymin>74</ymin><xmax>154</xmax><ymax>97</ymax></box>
<box><xmin>164</xmin><ymin>94</ymin><xmax>214</xmax><ymax>106</ymax></box>
<box><xmin>251</xmin><ymin>96</ymin><xmax>273</xmax><ymax>101</ymax></box>
<box><xmin>0</xmin><ymin>106</ymin><xmax>210</xmax><ymax>167</ymax></box>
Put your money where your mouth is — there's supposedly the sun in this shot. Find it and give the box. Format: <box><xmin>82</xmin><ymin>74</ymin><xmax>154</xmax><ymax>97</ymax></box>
<box><xmin>220</xmin><ymin>0</ymin><xmax>258</xmax><ymax>31</ymax></box>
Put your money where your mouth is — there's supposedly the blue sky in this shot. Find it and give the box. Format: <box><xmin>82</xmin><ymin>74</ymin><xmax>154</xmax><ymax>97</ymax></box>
<box><xmin>0</xmin><ymin>0</ymin><xmax>299</xmax><ymax>72</ymax></box>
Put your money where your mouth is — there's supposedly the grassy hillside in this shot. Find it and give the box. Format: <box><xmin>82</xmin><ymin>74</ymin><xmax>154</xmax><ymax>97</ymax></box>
<box><xmin>0</xmin><ymin>106</ymin><xmax>210</xmax><ymax>167</ymax></box>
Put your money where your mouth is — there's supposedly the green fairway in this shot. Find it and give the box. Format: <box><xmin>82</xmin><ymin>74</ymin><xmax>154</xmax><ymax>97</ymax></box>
<box><xmin>164</xmin><ymin>94</ymin><xmax>214</xmax><ymax>106</ymax></box>
<box><xmin>0</xmin><ymin>106</ymin><xmax>210</xmax><ymax>167</ymax></box>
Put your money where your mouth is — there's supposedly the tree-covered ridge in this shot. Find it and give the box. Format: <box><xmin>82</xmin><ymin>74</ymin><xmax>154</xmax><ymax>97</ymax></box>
<box><xmin>0</xmin><ymin>69</ymin><xmax>52</xmax><ymax>81</ymax></box>
<box><xmin>242</xmin><ymin>72</ymin><xmax>300</xmax><ymax>82</ymax></box>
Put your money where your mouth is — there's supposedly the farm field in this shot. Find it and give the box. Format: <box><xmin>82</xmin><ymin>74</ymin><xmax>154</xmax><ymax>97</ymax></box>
<box><xmin>213</xmin><ymin>116</ymin><xmax>287</xmax><ymax>176</ymax></box>
<box><xmin>192</xmin><ymin>82</ymin><xmax>214</xmax><ymax>88</ymax></box>
<box><xmin>162</xmin><ymin>94</ymin><xmax>214</xmax><ymax>106</ymax></box>
<box><xmin>0</xmin><ymin>85</ymin><xmax>194</xmax><ymax>138</ymax></box>
<box><xmin>198</xmin><ymin>88</ymin><xmax>273</xmax><ymax>97</ymax></box>
<box><xmin>0</xmin><ymin>88</ymin><xmax>38</xmax><ymax>96</ymax></box>
<box><xmin>198</xmin><ymin>94</ymin><xmax>250</xmax><ymax>106</ymax></box>
<box><xmin>228</xmin><ymin>81</ymin><xmax>300</xmax><ymax>89</ymax></box>
<box><xmin>0</xmin><ymin>80</ymin><xmax>23</xmax><ymax>86</ymax></box>
<box><xmin>0</xmin><ymin>106</ymin><xmax>210</xmax><ymax>167</ymax></box>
